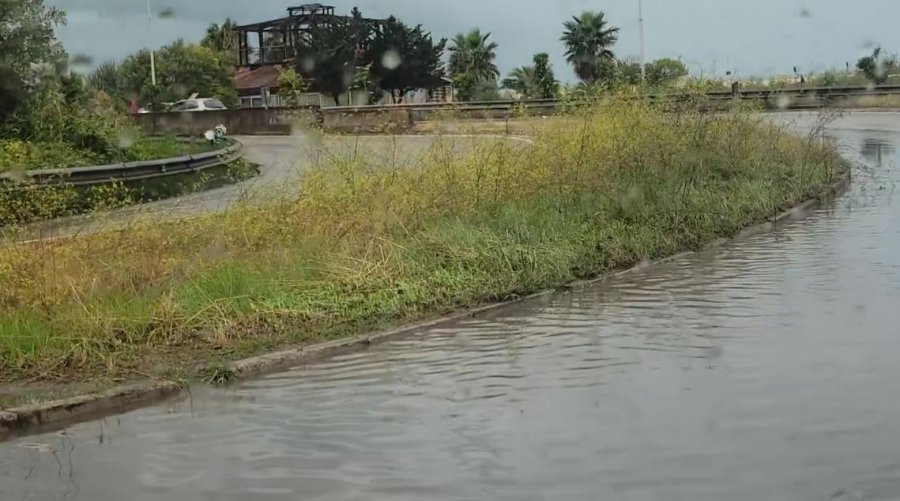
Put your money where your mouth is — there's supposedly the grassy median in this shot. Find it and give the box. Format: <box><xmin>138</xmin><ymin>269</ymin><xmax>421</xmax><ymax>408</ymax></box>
<box><xmin>0</xmin><ymin>101</ymin><xmax>844</xmax><ymax>388</ymax></box>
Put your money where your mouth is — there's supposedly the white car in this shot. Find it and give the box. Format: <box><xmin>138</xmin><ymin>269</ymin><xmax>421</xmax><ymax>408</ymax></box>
<box><xmin>168</xmin><ymin>98</ymin><xmax>228</xmax><ymax>112</ymax></box>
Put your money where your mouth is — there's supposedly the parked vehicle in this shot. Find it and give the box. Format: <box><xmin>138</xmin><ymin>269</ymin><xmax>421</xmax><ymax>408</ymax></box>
<box><xmin>168</xmin><ymin>98</ymin><xmax>228</xmax><ymax>112</ymax></box>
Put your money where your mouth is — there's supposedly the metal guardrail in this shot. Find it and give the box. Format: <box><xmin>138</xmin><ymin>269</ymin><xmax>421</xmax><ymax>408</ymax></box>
<box><xmin>0</xmin><ymin>142</ymin><xmax>243</xmax><ymax>188</ymax></box>
<box><xmin>325</xmin><ymin>84</ymin><xmax>900</xmax><ymax>115</ymax></box>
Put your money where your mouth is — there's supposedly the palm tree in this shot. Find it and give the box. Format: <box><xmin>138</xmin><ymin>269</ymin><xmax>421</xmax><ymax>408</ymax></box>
<box><xmin>502</xmin><ymin>65</ymin><xmax>537</xmax><ymax>98</ymax></box>
<box><xmin>202</xmin><ymin>19</ymin><xmax>239</xmax><ymax>61</ymax></box>
<box><xmin>448</xmin><ymin>29</ymin><xmax>500</xmax><ymax>100</ymax></box>
<box><xmin>88</xmin><ymin>61</ymin><xmax>122</xmax><ymax>95</ymax></box>
<box><xmin>561</xmin><ymin>11</ymin><xmax>620</xmax><ymax>85</ymax></box>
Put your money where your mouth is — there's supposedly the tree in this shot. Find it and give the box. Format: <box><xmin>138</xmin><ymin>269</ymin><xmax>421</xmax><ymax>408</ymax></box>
<box><xmin>275</xmin><ymin>68</ymin><xmax>308</xmax><ymax>106</ymax></box>
<box><xmin>470</xmin><ymin>79</ymin><xmax>501</xmax><ymax>101</ymax></box>
<box><xmin>201</xmin><ymin>19</ymin><xmax>239</xmax><ymax>62</ymax></box>
<box><xmin>532</xmin><ymin>53</ymin><xmax>559</xmax><ymax>99</ymax></box>
<box><xmin>448</xmin><ymin>29</ymin><xmax>500</xmax><ymax>101</ymax></box>
<box><xmin>561</xmin><ymin>11</ymin><xmax>620</xmax><ymax>85</ymax></box>
<box><xmin>502</xmin><ymin>66</ymin><xmax>537</xmax><ymax>98</ymax></box>
<box><xmin>0</xmin><ymin>0</ymin><xmax>67</xmax><ymax>124</ymax></box>
<box><xmin>0</xmin><ymin>66</ymin><xmax>26</xmax><ymax>126</ymax></box>
<box><xmin>119</xmin><ymin>41</ymin><xmax>237</xmax><ymax>109</ymax></box>
<box><xmin>88</xmin><ymin>61</ymin><xmax>123</xmax><ymax>97</ymax></box>
<box><xmin>645</xmin><ymin>58</ymin><xmax>688</xmax><ymax>86</ymax></box>
<box><xmin>616</xmin><ymin>58</ymin><xmax>643</xmax><ymax>86</ymax></box>
<box><xmin>369</xmin><ymin>17</ymin><xmax>447</xmax><ymax>103</ymax></box>
<box><xmin>295</xmin><ymin>8</ymin><xmax>373</xmax><ymax>105</ymax></box>
<box><xmin>857</xmin><ymin>47</ymin><xmax>896</xmax><ymax>85</ymax></box>
<box><xmin>59</xmin><ymin>72</ymin><xmax>89</xmax><ymax>107</ymax></box>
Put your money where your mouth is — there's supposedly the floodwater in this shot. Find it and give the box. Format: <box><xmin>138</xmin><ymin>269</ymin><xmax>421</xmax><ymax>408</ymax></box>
<box><xmin>3</xmin><ymin>112</ymin><xmax>900</xmax><ymax>501</ymax></box>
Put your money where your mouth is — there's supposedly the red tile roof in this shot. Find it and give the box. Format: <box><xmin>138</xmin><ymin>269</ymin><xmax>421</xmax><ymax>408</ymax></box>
<box><xmin>233</xmin><ymin>65</ymin><xmax>283</xmax><ymax>93</ymax></box>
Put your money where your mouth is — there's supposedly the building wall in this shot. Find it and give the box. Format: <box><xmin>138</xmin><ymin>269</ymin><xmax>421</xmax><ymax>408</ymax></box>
<box><xmin>240</xmin><ymin>87</ymin><xmax>454</xmax><ymax>109</ymax></box>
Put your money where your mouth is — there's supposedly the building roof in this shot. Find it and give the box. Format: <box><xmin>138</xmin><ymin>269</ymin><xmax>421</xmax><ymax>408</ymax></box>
<box><xmin>234</xmin><ymin>65</ymin><xmax>283</xmax><ymax>93</ymax></box>
<box><xmin>235</xmin><ymin>4</ymin><xmax>378</xmax><ymax>32</ymax></box>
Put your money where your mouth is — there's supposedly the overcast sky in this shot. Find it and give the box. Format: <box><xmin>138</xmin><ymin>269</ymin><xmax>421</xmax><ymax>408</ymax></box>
<box><xmin>52</xmin><ymin>0</ymin><xmax>900</xmax><ymax>81</ymax></box>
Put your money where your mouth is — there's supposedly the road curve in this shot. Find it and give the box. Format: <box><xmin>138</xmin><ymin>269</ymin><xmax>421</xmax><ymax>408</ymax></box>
<box><xmin>3</xmin><ymin>110</ymin><xmax>892</xmax><ymax>243</ymax></box>
<box><xmin>3</xmin><ymin>133</ymin><xmax>518</xmax><ymax>243</ymax></box>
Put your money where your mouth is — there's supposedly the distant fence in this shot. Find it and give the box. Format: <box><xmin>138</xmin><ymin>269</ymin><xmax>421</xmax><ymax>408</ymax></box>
<box><xmin>134</xmin><ymin>85</ymin><xmax>900</xmax><ymax>136</ymax></box>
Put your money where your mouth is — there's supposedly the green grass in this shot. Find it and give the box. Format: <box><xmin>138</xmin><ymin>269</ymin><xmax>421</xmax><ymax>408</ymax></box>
<box><xmin>0</xmin><ymin>101</ymin><xmax>845</xmax><ymax>389</ymax></box>
<box><xmin>0</xmin><ymin>158</ymin><xmax>256</xmax><ymax>226</ymax></box>
<box><xmin>0</xmin><ymin>136</ymin><xmax>222</xmax><ymax>172</ymax></box>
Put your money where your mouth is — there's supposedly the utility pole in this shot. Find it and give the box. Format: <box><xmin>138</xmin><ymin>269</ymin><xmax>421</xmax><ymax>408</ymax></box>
<box><xmin>147</xmin><ymin>0</ymin><xmax>157</xmax><ymax>86</ymax></box>
<box><xmin>639</xmin><ymin>0</ymin><xmax>646</xmax><ymax>83</ymax></box>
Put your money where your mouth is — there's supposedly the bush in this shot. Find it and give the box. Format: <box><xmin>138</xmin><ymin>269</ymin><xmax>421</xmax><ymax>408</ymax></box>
<box><xmin>1</xmin><ymin>79</ymin><xmax>220</xmax><ymax>173</ymax></box>
<box><xmin>0</xmin><ymin>140</ymin><xmax>101</xmax><ymax>172</ymax></box>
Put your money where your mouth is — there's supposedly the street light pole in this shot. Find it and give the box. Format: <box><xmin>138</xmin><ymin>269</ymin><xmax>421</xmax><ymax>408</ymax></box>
<box><xmin>639</xmin><ymin>0</ymin><xmax>646</xmax><ymax>83</ymax></box>
<box><xmin>147</xmin><ymin>0</ymin><xmax>157</xmax><ymax>86</ymax></box>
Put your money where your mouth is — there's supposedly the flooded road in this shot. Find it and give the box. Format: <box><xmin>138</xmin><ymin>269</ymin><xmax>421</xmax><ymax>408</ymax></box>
<box><xmin>3</xmin><ymin>112</ymin><xmax>900</xmax><ymax>501</ymax></box>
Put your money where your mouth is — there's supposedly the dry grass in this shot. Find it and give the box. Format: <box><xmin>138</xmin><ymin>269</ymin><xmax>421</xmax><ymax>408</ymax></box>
<box><xmin>839</xmin><ymin>94</ymin><xmax>900</xmax><ymax>109</ymax></box>
<box><xmin>0</xmin><ymin>101</ymin><xmax>844</xmax><ymax>386</ymax></box>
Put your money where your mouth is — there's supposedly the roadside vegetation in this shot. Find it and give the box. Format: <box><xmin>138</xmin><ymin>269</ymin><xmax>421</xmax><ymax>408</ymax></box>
<box><xmin>0</xmin><ymin>1</ymin><xmax>232</xmax><ymax>173</ymax></box>
<box><xmin>1</xmin><ymin>134</ymin><xmax>220</xmax><ymax>174</ymax></box>
<box><xmin>0</xmin><ymin>1</ymin><xmax>249</xmax><ymax>228</ymax></box>
<box><xmin>0</xmin><ymin>0</ymin><xmax>855</xmax><ymax>402</ymax></box>
<box><xmin>0</xmin><ymin>80</ymin><xmax>242</xmax><ymax>226</ymax></box>
<box><xmin>0</xmin><ymin>99</ymin><xmax>845</xmax><ymax>386</ymax></box>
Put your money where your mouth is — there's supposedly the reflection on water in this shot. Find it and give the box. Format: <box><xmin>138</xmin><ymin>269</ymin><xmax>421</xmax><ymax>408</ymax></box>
<box><xmin>861</xmin><ymin>138</ymin><xmax>896</xmax><ymax>167</ymax></box>
<box><xmin>3</xmin><ymin>114</ymin><xmax>900</xmax><ymax>501</ymax></box>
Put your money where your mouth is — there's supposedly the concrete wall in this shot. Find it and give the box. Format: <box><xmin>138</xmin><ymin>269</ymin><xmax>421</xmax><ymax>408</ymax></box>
<box><xmin>133</xmin><ymin>108</ymin><xmax>318</xmax><ymax>137</ymax></box>
<box><xmin>321</xmin><ymin>108</ymin><xmax>413</xmax><ymax>134</ymax></box>
<box><xmin>133</xmin><ymin>102</ymin><xmax>560</xmax><ymax>136</ymax></box>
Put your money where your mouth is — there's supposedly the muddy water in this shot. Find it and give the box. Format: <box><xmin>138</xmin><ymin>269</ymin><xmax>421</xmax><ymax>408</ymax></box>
<box><xmin>3</xmin><ymin>113</ymin><xmax>900</xmax><ymax>501</ymax></box>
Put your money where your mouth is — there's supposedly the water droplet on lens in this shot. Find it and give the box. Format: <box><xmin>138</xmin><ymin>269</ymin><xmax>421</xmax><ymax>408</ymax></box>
<box><xmin>776</xmin><ymin>95</ymin><xmax>793</xmax><ymax>109</ymax></box>
<box><xmin>381</xmin><ymin>50</ymin><xmax>401</xmax><ymax>70</ymax></box>
<box><xmin>70</xmin><ymin>53</ymin><xmax>94</xmax><ymax>70</ymax></box>
<box><xmin>7</xmin><ymin>165</ymin><xmax>27</xmax><ymax>183</ymax></box>
<box><xmin>117</xmin><ymin>130</ymin><xmax>137</xmax><ymax>148</ymax></box>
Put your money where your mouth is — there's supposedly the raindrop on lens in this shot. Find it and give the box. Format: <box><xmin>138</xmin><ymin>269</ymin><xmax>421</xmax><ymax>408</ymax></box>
<box><xmin>382</xmin><ymin>50</ymin><xmax>401</xmax><ymax>70</ymax></box>
<box><xmin>117</xmin><ymin>130</ymin><xmax>137</xmax><ymax>148</ymax></box>
<box><xmin>776</xmin><ymin>95</ymin><xmax>792</xmax><ymax>110</ymax></box>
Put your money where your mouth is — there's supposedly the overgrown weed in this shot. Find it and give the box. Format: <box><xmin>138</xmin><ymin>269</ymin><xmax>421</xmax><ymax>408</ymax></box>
<box><xmin>0</xmin><ymin>100</ymin><xmax>844</xmax><ymax>383</ymax></box>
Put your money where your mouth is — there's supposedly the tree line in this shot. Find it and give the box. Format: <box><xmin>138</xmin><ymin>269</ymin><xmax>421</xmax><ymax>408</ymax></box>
<box><xmin>83</xmin><ymin>6</ymin><xmax>694</xmax><ymax>108</ymax></box>
<box><xmin>6</xmin><ymin>0</ymin><xmax>897</xmax><ymax>119</ymax></box>
<box><xmin>272</xmin><ymin>8</ymin><xmax>690</xmax><ymax>104</ymax></box>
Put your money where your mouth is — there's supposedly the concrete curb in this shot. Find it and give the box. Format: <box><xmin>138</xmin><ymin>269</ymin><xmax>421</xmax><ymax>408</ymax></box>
<box><xmin>0</xmin><ymin>166</ymin><xmax>853</xmax><ymax>440</ymax></box>
<box><xmin>0</xmin><ymin>381</ymin><xmax>181</xmax><ymax>437</ymax></box>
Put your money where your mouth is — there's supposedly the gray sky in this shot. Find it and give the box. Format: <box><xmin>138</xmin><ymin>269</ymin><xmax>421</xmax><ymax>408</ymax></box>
<box><xmin>52</xmin><ymin>0</ymin><xmax>899</xmax><ymax>81</ymax></box>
